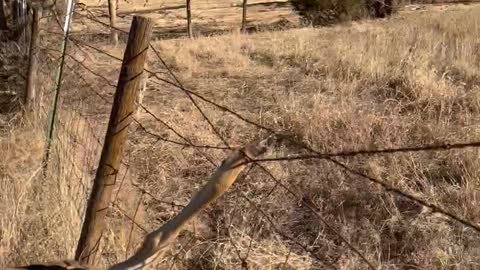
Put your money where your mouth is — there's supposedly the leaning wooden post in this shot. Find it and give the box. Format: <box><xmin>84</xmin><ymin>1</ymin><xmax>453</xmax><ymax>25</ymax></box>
<box><xmin>108</xmin><ymin>0</ymin><xmax>119</xmax><ymax>45</ymax></box>
<box><xmin>25</xmin><ymin>6</ymin><xmax>40</xmax><ymax>108</ymax></box>
<box><xmin>241</xmin><ymin>0</ymin><xmax>247</xmax><ymax>32</ymax></box>
<box><xmin>186</xmin><ymin>0</ymin><xmax>192</xmax><ymax>38</ymax></box>
<box><xmin>75</xmin><ymin>15</ymin><xmax>153</xmax><ymax>265</ymax></box>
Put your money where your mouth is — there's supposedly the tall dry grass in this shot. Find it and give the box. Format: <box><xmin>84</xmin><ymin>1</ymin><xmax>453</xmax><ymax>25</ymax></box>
<box><xmin>0</xmin><ymin>36</ymin><xmax>107</xmax><ymax>267</ymax></box>
<box><xmin>134</xmin><ymin>4</ymin><xmax>480</xmax><ymax>269</ymax></box>
<box><xmin>2</xmin><ymin>3</ymin><xmax>480</xmax><ymax>270</ymax></box>
<box><xmin>0</xmin><ymin>111</ymin><xmax>100</xmax><ymax>266</ymax></box>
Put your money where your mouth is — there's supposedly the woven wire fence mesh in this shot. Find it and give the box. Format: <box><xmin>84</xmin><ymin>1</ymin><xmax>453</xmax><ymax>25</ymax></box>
<box><xmin>6</xmin><ymin>1</ymin><xmax>480</xmax><ymax>269</ymax></box>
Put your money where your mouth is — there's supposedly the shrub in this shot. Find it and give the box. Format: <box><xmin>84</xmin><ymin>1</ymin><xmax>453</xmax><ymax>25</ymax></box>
<box><xmin>290</xmin><ymin>0</ymin><xmax>397</xmax><ymax>26</ymax></box>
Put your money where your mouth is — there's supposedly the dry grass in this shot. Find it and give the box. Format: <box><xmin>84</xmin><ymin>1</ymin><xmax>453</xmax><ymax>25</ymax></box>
<box><xmin>2</xmin><ymin>3</ymin><xmax>480</xmax><ymax>270</ymax></box>
<box><xmin>134</xmin><ymin>4</ymin><xmax>480</xmax><ymax>269</ymax></box>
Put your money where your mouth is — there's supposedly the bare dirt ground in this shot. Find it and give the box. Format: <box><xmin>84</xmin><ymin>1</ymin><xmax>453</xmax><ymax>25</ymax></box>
<box><xmin>73</xmin><ymin>0</ymin><xmax>297</xmax><ymax>39</ymax></box>
<box><xmin>2</xmin><ymin>1</ymin><xmax>480</xmax><ymax>270</ymax></box>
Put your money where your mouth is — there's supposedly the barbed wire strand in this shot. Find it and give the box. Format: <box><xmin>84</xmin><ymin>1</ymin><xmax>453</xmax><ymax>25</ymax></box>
<box><xmin>41</xmin><ymin>9</ymin><xmax>480</xmax><ymax>267</ymax></box>
<box><xmin>132</xmin><ymin>112</ymin><xmax>229</xmax><ymax>150</ymax></box>
<box><xmin>148</xmin><ymin>55</ymin><xmax>480</xmax><ymax>236</ymax></box>
<box><xmin>243</xmin><ymin>141</ymin><xmax>480</xmax><ymax>164</ymax></box>
<box><xmin>148</xmin><ymin>39</ymin><xmax>480</xmax><ymax>241</ymax></box>
<box><xmin>59</xmin><ymin>13</ymin><xmax>379</xmax><ymax>266</ymax></box>
<box><xmin>60</xmin><ymin>14</ymin><xmax>236</xmax><ymax>152</ymax></box>
<box><xmin>147</xmin><ymin>43</ymin><xmax>377</xmax><ymax>270</ymax></box>
<box><xmin>327</xmin><ymin>157</ymin><xmax>480</xmax><ymax>233</ymax></box>
<box><xmin>27</xmin><ymin>12</ymin><xmax>480</xmax><ymax>270</ymax></box>
<box><xmin>51</xmin><ymin>29</ymin><xmax>476</xmax><ymax>270</ymax></box>
<box><xmin>51</xmin><ymin>29</ymin><xmax>371</xmax><ymax>267</ymax></box>
<box><xmin>149</xmin><ymin>46</ymin><xmax>233</xmax><ymax>149</ymax></box>
<box><xmin>281</xmin><ymin>136</ymin><xmax>480</xmax><ymax>235</ymax></box>
<box><xmin>46</xmin><ymin>46</ymin><xmax>219</xmax><ymax>214</ymax></box>
<box><xmin>44</xmin><ymin>38</ymin><xmax>230</xmax><ymax>152</ymax></box>
<box><xmin>112</xmin><ymin>202</ymin><xmax>148</xmax><ymax>233</ymax></box>
<box><xmin>59</xmin><ymin>36</ymin><xmax>228</xmax><ymax>159</ymax></box>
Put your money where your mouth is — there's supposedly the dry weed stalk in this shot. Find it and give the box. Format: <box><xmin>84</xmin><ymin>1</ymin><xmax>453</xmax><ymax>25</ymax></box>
<box><xmin>7</xmin><ymin>137</ymin><xmax>273</xmax><ymax>270</ymax></box>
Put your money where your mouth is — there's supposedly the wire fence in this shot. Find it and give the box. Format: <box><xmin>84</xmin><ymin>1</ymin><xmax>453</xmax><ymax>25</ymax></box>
<box><xmin>6</xmin><ymin>1</ymin><xmax>480</xmax><ymax>269</ymax></box>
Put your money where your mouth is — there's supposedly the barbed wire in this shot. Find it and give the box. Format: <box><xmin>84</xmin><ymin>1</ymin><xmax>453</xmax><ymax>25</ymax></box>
<box><xmin>54</xmin><ymin>9</ymin><xmax>480</xmax><ymax>268</ymax></box>
<box><xmin>29</xmin><ymin>5</ymin><xmax>480</xmax><ymax>269</ymax></box>
<box><xmin>148</xmin><ymin>42</ymin><xmax>480</xmax><ymax>239</ymax></box>
<box><xmin>42</xmin><ymin>33</ymin><xmax>221</xmax><ymax>212</ymax></box>
<box><xmin>50</xmin><ymin>38</ymin><xmax>480</xmax><ymax>236</ymax></box>
<box><xmin>244</xmin><ymin>141</ymin><xmax>480</xmax><ymax>164</ymax></box>
<box><xmin>112</xmin><ymin>202</ymin><xmax>149</xmax><ymax>233</ymax></box>
<box><xmin>148</xmin><ymin>42</ymin><xmax>378</xmax><ymax>270</ymax></box>
<box><xmin>328</xmin><ymin>157</ymin><xmax>480</xmax><ymax>232</ymax></box>
<box><xmin>42</xmin><ymin>35</ymin><xmax>230</xmax><ymax>152</ymax></box>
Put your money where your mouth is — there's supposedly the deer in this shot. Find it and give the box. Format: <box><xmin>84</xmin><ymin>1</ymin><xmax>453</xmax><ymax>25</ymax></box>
<box><xmin>5</xmin><ymin>136</ymin><xmax>274</xmax><ymax>270</ymax></box>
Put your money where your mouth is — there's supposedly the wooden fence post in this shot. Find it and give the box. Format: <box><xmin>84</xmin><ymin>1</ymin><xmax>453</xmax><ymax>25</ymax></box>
<box><xmin>241</xmin><ymin>0</ymin><xmax>247</xmax><ymax>33</ymax></box>
<box><xmin>108</xmin><ymin>0</ymin><xmax>118</xmax><ymax>45</ymax></box>
<box><xmin>25</xmin><ymin>6</ymin><xmax>40</xmax><ymax>108</ymax></box>
<box><xmin>75</xmin><ymin>15</ymin><xmax>153</xmax><ymax>265</ymax></box>
<box><xmin>186</xmin><ymin>0</ymin><xmax>192</xmax><ymax>38</ymax></box>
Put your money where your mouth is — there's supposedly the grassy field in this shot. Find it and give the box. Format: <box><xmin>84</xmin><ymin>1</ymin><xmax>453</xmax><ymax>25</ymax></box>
<box><xmin>2</xmin><ymin>2</ymin><xmax>480</xmax><ymax>270</ymax></box>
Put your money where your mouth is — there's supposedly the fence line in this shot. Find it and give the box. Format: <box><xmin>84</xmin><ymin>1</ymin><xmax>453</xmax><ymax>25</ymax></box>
<box><xmin>139</xmin><ymin>19</ymin><xmax>376</xmax><ymax>269</ymax></box>
<box><xmin>41</xmin><ymin>35</ymin><xmax>480</xmax><ymax>269</ymax></box>
<box><xmin>7</xmin><ymin>2</ymin><xmax>480</xmax><ymax>269</ymax></box>
<box><xmin>39</xmin><ymin>11</ymin><xmax>480</xmax><ymax>267</ymax></box>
